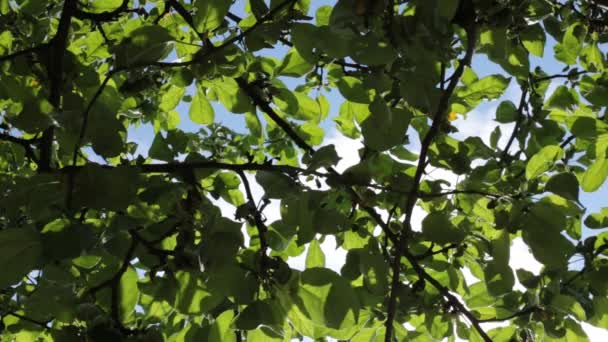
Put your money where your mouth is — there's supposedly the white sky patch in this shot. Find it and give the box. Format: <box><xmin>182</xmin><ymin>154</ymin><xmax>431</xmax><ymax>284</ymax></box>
<box><xmin>508</xmin><ymin>237</ymin><xmax>543</xmax><ymax>275</ymax></box>
<box><xmin>323</xmin><ymin>132</ymin><xmax>363</xmax><ymax>173</ymax></box>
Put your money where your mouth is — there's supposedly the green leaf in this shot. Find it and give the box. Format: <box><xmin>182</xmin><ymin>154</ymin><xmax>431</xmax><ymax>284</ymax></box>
<box><xmin>484</xmin><ymin>261</ymin><xmax>515</xmax><ymax>296</ymax></box>
<box><xmin>256</xmin><ymin>171</ymin><xmax>296</xmax><ymax>199</ymax></box>
<box><xmin>293</xmin><ymin>92</ymin><xmax>322</xmax><ymax>121</ymax></box>
<box><xmin>245</xmin><ymin>111</ymin><xmax>263</xmax><ymax>138</ymax></box>
<box><xmin>590</xmin><ymin>296</ymin><xmax>608</xmax><ymax>328</ymax></box>
<box><xmin>149</xmin><ymin>133</ymin><xmax>175</xmax><ymax>161</ymax></box>
<box><xmin>208</xmin><ymin>310</ymin><xmax>235</xmax><ymax>342</ymax></box>
<box><xmin>85</xmin><ymin>0</ymin><xmax>123</xmax><ymax>12</ymax></box>
<box><xmin>525</xmin><ymin>145</ymin><xmax>564</xmax><ymax>179</ymax></box>
<box><xmin>174</xmin><ymin>271</ymin><xmax>223</xmax><ymax>314</ymax></box>
<box><xmin>235</xmin><ymin>300</ymin><xmax>285</xmax><ymax>330</ymax></box>
<box><xmin>335</xmin><ymin>76</ymin><xmax>374</xmax><ymax>104</ymax></box>
<box><xmin>190</xmin><ymin>87</ymin><xmax>215</xmax><ymax>124</ymax></box>
<box><xmin>456</xmin><ymin>74</ymin><xmax>510</xmax><ymax>108</ymax></box>
<box><xmin>292</xmin><ymin>268</ymin><xmax>360</xmax><ymax>330</ymax></box>
<box><xmin>118</xmin><ymin>266</ymin><xmax>139</xmax><ymax>323</ymax></box>
<box><xmin>42</xmin><ymin>222</ymin><xmax>95</xmax><ymax>261</ymax></box>
<box><xmin>545</xmin><ymin>172</ymin><xmax>579</xmax><ymax>201</ymax></box>
<box><xmin>360</xmin><ymin>99</ymin><xmax>411</xmax><ymax>151</ymax></box>
<box><xmin>523</xmin><ymin>202</ymin><xmax>574</xmax><ymax>267</ymax></box>
<box><xmin>545</xmin><ymin>85</ymin><xmax>579</xmax><ymax>110</ymax></box>
<box><xmin>490</xmin><ymin>126</ymin><xmax>501</xmax><ymax>149</ymax></box>
<box><xmin>551</xmin><ymin>295</ymin><xmax>586</xmax><ymax>321</ymax></box>
<box><xmin>585</xmin><ymin>208</ymin><xmax>608</xmax><ymax>229</ymax></box>
<box><xmin>520</xmin><ymin>24</ymin><xmax>546</xmax><ymax>57</ymax></box>
<box><xmin>305</xmin><ymin>144</ymin><xmax>340</xmax><ymax>170</ymax></box>
<box><xmin>306</xmin><ymin>239</ymin><xmax>326</xmax><ymax>268</ymax></box>
<box><xmin>0</xmin><ymin>229</ymin><xmax>42</xmax><ymax>288</ymax></box>
<box><xmin>298</xmin><ymin>122</ymin><xmax>324</xmax><ymax>146</ymax></box>
<box><xmin>334</xmin><ymin>101</ymin><xmax>365</xmax><ymax>138</ymax></box>
<box><xmin>554</xmin><ymin>23</ymin><xmax>587</xmax><ymax>65</ymax></box>
<box><xmin>159</xmin><ymin>85</ymin><xmax>185</xmax><ymax>112</ymax></box>
<box><xmin>279</xmin><ymin>48</ymin><xmax>314</xmax><ymax>77</ymax></box>
<box><xmin>193</xmin><ymin>0</ymin><xmax>231</xmax><ymax>33</ymax></box>
<box><xmin>72</xmin><ymin>165</ymin><xmax>140</xmax><ymax>211</ymax></box>
<box><xmin>581</xmin><ymin>43</ymin><xmax>605</xmax><ymax>72</ymax></box>
<box><xmin>291</xmin><ymin>23</ymin><xmax>318</xmax><ymax>63</ymax></box>
<box><xmin>0</xmin><ymin>0</ymin><xmax>9</xmax><ymax>14</ymax></box>
<box><xmin>582</xmin><ymin>158</ymin><xmax>608</xmax><ymax>192</ymax></box>
<box><xmin>113</xmin><ymin>25</ymin><xmax>173</xmax><ymax>67</ymax></box>
<box><xmin>213</xmin><ymin>78</ymin><xmax>253</xmax><ymax>113</ymax></box>
<box><xmin>495</xmin><ymin>100</ymin><xmax>518</xmax><ymax>123</ymax></box>
<box><xmin>316</xmin><ymin>5</ymin><xmax>332</xmax><ymax>26</ymax></box>
<box><xmin>421</xmin><ymin>212</ymin><xmax>465</xmax><ymax>245</ymax></box>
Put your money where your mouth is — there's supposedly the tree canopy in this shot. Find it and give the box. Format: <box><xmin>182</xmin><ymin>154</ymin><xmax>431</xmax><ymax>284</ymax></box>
<box><xmin>1</xmin><ymin>0</ymin><xmax>608</xmax><ymax>341</ymax></box>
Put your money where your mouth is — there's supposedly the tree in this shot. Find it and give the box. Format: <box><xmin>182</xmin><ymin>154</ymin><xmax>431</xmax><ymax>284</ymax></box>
<box><xmin>0</xmin><ymin>0</ymin><xmax>607</xmax><ymax>340</ymax></box>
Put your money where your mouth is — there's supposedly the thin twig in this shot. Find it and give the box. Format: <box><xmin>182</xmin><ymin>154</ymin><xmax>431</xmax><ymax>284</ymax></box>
<box><xmin>236</xmin><ymin>78</ymin><xmax>314</xmax><ymax>154</ymax></box>
<box><xmin>236</xmin><ymin>170</ymin><xmax>269</xmax><ymax>264</ymax></box>
<box><xmin>532</xmin><ymin>70</ymin><xmax>587</xmax><ymax>82</ymax></box>
<box><xmin>501</xmin><ymin>88</ymin><xmax>528</xmax><ymax>163</ymax></box>
<box><xmin>413</xmin><ymin>243</ymin><xmax>460</xmax><ymax>260</ymax></box>
<box><xmin>477</xmin><ymin>306</ymin><xmax>539</xmax><ymax>323</ymax></box>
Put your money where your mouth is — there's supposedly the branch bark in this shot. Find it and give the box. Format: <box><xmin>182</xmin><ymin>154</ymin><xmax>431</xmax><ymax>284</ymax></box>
<box><xmin>40</xmin><ymin>0</ymin><xmax>78</xmax><ymax>172</ymax></box>
<box><xmin>384</xmin><ymin>21</ymin><xmax>490</xmax><ymax>342</ymax></box>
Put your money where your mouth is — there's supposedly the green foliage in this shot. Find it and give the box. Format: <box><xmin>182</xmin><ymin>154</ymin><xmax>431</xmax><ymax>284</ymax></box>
<box><xmin>0</xmin><ymin>0</ymin><xmax>607</xmax><ymax>341</ymax></box>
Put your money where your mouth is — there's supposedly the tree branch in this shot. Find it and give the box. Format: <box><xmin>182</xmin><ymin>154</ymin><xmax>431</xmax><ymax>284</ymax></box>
<box><xmin>385</xmin><ymin>20</ymin><xmax>487</xmax><ymax>342</ymax></box>
<box><xmin>418</xmin><ymin>189</ymin><xmax>503</xmax><ymax>199</ymax></box>
<box><xmin>72</xmin><ymin>71</ymin><xmax>115</xmax><ymax>166</ymax></box>
<box><xmin>129</xmin><ymin>229</ymin><xmax>175</xmax><ymax>258</ymax></box>
<box><xmin>532</xmin><ymin>70</ymin><xmax>588</xmax><ymax>82</ymax></box>
<box><xmin>66</xmin><ymin>71</ymin><xmax>116</xmax><ymax>209</ymax></box>
<box><xmin>0</xmin><ymin>45</ymin><xmax>46</xmax><ymax>63</ymax></box>
<box><xmin>236</xmin><ymin>78</ymin><xmax>314</xmax><ymax>154</ymax></box>
<box><xmin>560</xmin><ymin>135</ymin><xmax>576</xmax><ymax>149</ymax></box>
<box><xmin>87</xmin><ymin>237</ymin><xmax>137</xmax><ymax>296</ymax></box>
<box><xmin>40</xmin><ymin>0</ymin><xmax>78</xmax><ymax>172</ymax></box>
<box><xmin>501</xmin><ymin>87</ymin><xmax>528</xmax><ymax>164</ymax></box>
<box><xmin>0</xmin><ymin>132</ymin><xmax>41</xmax><ymax>166</ymax></box>
<box><xmin>236</xmin><ymin>170</ymin><xmax>270</xmax><ymax>273</ymax></box>
<box><xmin>166</xmin><ymin>0</ymin><xmax>211</xmax><ymax>46</ymax></box>
<box><xmin>477</xmin><ymin>306</ymin><xmax>539</xmax><ymax>323</ymax></box>
<box><xmin>402</xmin><ymin>249</ymin><xmax>491</xmax><ymax>341</ymax></box>
<box><xmin>84</xmin><ymin>236</ymin><xmax>139</xmax><ymax>334</ymax></box>
<box><xmin>413</xmin><ymin>243</ymin><xmax>460</xmax><ymax>260</ymax></box>
<box><xmin>134</xmin><ymin>0</ymin><xmax>296</xmax><ymax>69</ymax></box>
